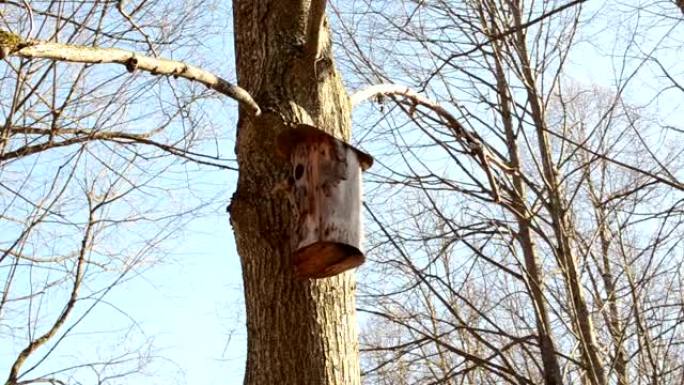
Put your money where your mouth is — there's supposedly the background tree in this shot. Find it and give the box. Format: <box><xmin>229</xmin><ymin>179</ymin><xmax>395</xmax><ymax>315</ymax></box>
<box><xmin>332</xmin><ymin>1</ymin><xmax>684</xmax><ymax>384</ymax></box>
<box><xmin>0</xmin><ymin>1</ymin><xmax>238</xmax><ymax>384</ymax></box>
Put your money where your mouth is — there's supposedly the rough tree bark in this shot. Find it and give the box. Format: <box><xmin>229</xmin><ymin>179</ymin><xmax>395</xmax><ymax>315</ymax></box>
<box><xmin>228</xmin><ymin>1</ymin><xmax>360</xmax><ymax>384</ymax></box>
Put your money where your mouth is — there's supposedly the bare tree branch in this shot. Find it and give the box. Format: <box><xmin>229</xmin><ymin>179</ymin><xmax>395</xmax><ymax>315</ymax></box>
<box><xmin>3</xmin><ymin>125</ymin><xmax>238</xmax><ymax>170</ymax></box>
<box><xmin>116</xmin><ymin>0</ymin><xmax>157</xmax><ymax>56</ymax></box>
<box><xmin>305</xmin><ymin>0</ymin><xmax>327</xmax><ymax>59</ymax></box>
<box><xmin>5</xmin><ymin>203</ymin><xmax>94</xmax><ymax>385</ymax></box>
<box><xmin>351</xmin><ymin>83</ymin><xmax>509</xmax><ymax>201</ymax></box>
<box><xmin>0</xmin><ymin>33</ymin><xmax>261</xmax><ymax>115</ymax></box>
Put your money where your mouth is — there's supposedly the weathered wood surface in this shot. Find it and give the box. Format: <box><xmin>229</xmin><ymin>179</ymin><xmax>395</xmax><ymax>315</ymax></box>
<box><xmin>278</xmin><ymin>125</ymin><xmax>372</xmax><ymax>278</ymax></box>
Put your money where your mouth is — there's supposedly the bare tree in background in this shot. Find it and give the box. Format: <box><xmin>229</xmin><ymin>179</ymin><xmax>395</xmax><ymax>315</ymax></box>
<box><xmin>332</xmin><ymin>1</ymin><xmax>684</xmax><ymax>384</ymax></box>
<box><xmin>0</xmin><ymin>1</ymin><xmax>236</xmax><ymax>384</ymax></box>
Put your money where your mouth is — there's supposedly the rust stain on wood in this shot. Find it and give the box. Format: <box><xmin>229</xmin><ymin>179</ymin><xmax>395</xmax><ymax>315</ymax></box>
<box><xmin>276</xmin><ymin>124</ymin><xmax>373</xmax><ymax>279</ymax></box>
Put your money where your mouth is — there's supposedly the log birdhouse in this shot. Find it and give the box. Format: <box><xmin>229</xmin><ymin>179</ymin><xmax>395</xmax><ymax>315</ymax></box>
<box><xmin>277</xmin><ymin>124</ymin><xmax>373</xmax><ymax>279</ymax></box>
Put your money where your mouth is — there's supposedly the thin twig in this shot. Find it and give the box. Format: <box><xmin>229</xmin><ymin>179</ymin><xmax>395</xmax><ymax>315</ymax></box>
<box><xmin>20</xmin><ymin>0</ymin><xmax>33</xmax><ymax>39</ymax></box>
<box><xmin>117</xmin><ymin>0</ymin><xmax>158</xmax><ymax>56</ymax></box>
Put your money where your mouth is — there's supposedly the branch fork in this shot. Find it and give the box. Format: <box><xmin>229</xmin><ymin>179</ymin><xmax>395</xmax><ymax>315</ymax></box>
<box><xmin>351</xmin><ymin>83</ymin><xmax>505</xmax><ymax>202</ymax></box>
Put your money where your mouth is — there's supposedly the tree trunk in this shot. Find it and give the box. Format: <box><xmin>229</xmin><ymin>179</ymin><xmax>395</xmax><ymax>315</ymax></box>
<box><xmin>491</xmin><ymin>48</ymin><xmax>564</xmax><ymax>385</ymax></box>
<box><xmin>482</xmin><ymin>6</ymin><xmax>564</xmax><ymax>383</ymax></box>
<box><xmin>229</xmin><ymin>1</ymin><xmax>360</xmax><ymax>385</ymax></box>
<box><xmin>506</xmin><ymin>5</ymin><xmax>606</xmax><ymax>385</ymax></box>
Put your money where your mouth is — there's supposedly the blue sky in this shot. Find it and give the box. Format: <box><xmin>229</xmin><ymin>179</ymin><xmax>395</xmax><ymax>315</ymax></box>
<box><xmin>113</xmin><ymin>211</ymin><xmax>247</xmax><ymax>384</ymax></box>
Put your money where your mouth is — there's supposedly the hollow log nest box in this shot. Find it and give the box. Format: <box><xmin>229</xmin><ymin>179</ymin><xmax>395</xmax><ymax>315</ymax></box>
<box><xmin>277</xmin><ymin>124</ymin><xmax>373</xmax><ymax>279</ymax></box>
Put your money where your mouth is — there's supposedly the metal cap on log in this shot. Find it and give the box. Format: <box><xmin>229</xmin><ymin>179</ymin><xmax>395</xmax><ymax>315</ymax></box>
<box><xmin>277</xmin><ymin>124</ymin><xmax>373</xmax><ymax>279</ymax></box>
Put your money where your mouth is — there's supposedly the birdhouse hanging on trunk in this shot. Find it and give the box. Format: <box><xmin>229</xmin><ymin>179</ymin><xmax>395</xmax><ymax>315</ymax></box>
<box><xmin>277</xmin><ymin>124</ymin><xmax>373</xmax><ymax>279</ymax></box>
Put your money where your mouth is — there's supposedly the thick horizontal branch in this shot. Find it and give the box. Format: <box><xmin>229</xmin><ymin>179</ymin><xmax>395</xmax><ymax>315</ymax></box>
<box><xmin>352</xmin><ymin>84</ymin><xmax>684</xmax><ymax>193</ymax></box>
<box><xmin>351</xmin><ymin>84</ymin><xmax>452</xmax><ymax>118</ymax></box>
<box><xmin>351</xmin><ymin>83</ymin><xmax>509</xmax><ymax>201</ymax></box>
<box><xmin>351</xmin><ymin>84</ymin><xmax>413</xmax><ymax>108</ymax></box>
<box><xmin>350</xmin><ymin>84</ymin><xmax>467</xmax><ymax>139</ymax></box>
<box><xmin>4</xmin><ymin>38</ymin><xmax>260</xmax><ymax>115</ymax></box>
<box><xmin>3</xmin><ymin>125</ymin><xmax>238</xmax><ymax>170</ymax></box>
